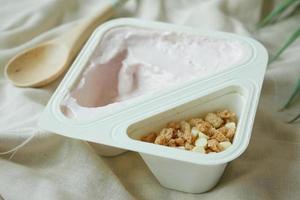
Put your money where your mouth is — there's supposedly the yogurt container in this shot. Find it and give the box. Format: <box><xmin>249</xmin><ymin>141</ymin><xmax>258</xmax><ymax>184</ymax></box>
<box><xmin>38</xmin><ymin>18</ymin><xmax>268</xmax><ymax>193</ymax></box>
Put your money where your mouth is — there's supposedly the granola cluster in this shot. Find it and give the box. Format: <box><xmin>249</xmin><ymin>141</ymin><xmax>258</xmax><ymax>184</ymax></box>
<box><xmin>140</xmin><ymin>110</ymin><xmax>237</xmax><ymax>154</ymax></box>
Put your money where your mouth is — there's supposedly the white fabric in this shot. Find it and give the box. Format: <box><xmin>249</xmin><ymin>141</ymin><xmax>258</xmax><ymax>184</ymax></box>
<box><xmin>0</xmin><ymin>0</ymin><xmax>300</xmax><ymax>199</ymax></box>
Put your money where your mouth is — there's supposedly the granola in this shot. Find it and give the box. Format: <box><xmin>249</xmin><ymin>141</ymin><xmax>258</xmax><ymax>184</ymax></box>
<box><xmin>140</xmin><ymin>109</ymin><xmax>237</xmax><ymax>154</ymax></box>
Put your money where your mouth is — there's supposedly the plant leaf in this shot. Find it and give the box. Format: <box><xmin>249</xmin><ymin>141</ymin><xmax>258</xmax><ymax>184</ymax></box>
<box><xmin>280</xmin><ymin>78</ymin><xmax>300</xmax><ymax>110</ymax></box>
<box><xmin>270</xmin><ymin>27</ymin><xmax>300</xmax><ymax>63</ymax></box>
<box><xmin>258</xmin><ymin>0</ymin><xmax>299</xmax><ymax>27</ymax></box>
<box><xmin>288</xmin><ymin>113</ymin><xmax>300</xmax><ymax>123</ymax></box>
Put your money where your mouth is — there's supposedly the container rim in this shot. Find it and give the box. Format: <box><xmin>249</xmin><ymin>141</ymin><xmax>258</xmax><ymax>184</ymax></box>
<box><xmin>110</xmin><ymin>79</ymin><xmax>257</xmax><ymax>165</ymax></box>
<box><xmin>38</xmin><ymin>18</ymin><xmax>268</xmax><ymax>166</ymax></box>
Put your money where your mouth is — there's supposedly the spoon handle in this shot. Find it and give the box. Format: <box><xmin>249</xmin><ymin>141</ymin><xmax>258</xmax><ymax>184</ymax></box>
<box><xmin>55</xmin><ymin>2</ymin><xmax>117</xmax><ymax>59</ymax></box>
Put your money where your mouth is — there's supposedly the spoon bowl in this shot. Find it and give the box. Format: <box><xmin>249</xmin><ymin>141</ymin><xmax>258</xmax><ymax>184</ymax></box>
<box><xmin>6</xmin><ymin>43</ymin><xmax>69</xmax><ymax>87</ymax></box>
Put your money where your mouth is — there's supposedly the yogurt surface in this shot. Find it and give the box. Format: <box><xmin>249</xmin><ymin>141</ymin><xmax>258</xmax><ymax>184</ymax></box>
<box><xmin>61</xmin><ymin>27</ymin><xmax>248</xmax><ymax>119</ymax></box>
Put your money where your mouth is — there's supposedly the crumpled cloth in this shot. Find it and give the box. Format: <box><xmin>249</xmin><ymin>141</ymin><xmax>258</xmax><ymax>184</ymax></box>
<box><xmin>0</xmin><ymin>0</ymin><xmax>300</xmax><ymax>199</ymax></box>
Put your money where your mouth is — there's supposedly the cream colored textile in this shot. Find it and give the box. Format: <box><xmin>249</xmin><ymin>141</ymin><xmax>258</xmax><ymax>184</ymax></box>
<box><xmin>0</xmin><ymin>0</ymin><xmax>300</xmax><ymax>199</ymax></box>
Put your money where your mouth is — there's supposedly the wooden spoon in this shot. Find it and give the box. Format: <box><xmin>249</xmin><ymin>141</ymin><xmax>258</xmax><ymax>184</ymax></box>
<box><xmin>5</xmin><ymin>1</ymin><xmax>122</xmax><ymax>87</ymax></box>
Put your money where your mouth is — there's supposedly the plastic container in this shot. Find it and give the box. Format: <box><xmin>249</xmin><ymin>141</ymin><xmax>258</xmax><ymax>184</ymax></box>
<box><xmin>38</xmin><ymin>18</ymin><xmax>268</xmax><ymax>193</ymax></box>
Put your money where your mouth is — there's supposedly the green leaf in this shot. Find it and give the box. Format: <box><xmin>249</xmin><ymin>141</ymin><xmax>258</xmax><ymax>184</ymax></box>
<box><xmin>270</xmin><ymin>27</ymin><xmax>300</xmax><ymax>63</ymax></box>
<box><xmin>258</xmin><ymin>0</ymin><xmax>299</xmax><ymax>27</ymax></box>
<box><xmin>280</xmin><ymin>78</ymin><xmax>300</xmax><ymax>110</ymax></box>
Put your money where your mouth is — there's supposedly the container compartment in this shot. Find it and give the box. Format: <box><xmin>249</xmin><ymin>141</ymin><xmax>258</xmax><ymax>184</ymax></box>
<box><xmin>59</xmin><ymin>25</ymin><xmax>250</xmax><ymax>120</ymax></box>
<box><xmin>127</xmin><ymin>85</ymin><xmax>245</xmax><ymax>141</ymax></box>
<box><xmin>125</xmin><ymin>85</ymin><xmax>246</xmax><ymax>193</ymax></box>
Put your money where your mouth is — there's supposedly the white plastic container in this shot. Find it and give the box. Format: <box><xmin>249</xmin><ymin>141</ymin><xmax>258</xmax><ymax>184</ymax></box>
<box><xmin>38</xmin><ymin>18</ymin><xmax>268</xmax><ymax>193</ymax></box>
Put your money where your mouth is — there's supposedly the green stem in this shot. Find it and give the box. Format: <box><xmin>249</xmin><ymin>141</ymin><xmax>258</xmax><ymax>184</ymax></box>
<box><xmin>258</xmin><ymin>0</ymin><xmax>299</xmax><ymax>28</ymax></box>
<box><xmin>270</xmin><ymin>27</ymin><xmax>300</xmax><ymax>63</ymax></box>
<box><xmin>280</xmin><ymin>78</ymin><xmax>300</xmax><ymax>110</ymax></box>
<box><xmin>288</xmin><ymin>113</ymin><xmax>300</xmax><ymax>123</ymax></box>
